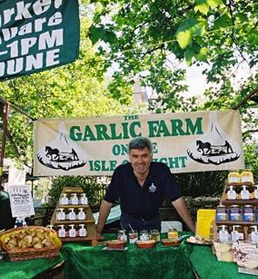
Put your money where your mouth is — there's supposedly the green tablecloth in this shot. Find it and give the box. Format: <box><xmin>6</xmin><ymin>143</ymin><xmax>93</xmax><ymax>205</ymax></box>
<box><xmin>0</xmin><ymin>255</ymin><xmax>64</xmax><ymax>279</ymax></box>
<box><xmin>190</xmin><ymin>245</ymin><xmax>258</xmax><ymax>279</ymax></box>
<box><xmin>62</xmin><ymin>233</ymin><xmax>195</xmax><ymax>279</ymax></box>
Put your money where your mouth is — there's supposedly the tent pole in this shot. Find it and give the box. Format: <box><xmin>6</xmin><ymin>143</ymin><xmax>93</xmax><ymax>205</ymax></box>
<box><xmin>0</xmin><ymin>102</ymin><xmax>10</xmax><ymax>187</ymax></box>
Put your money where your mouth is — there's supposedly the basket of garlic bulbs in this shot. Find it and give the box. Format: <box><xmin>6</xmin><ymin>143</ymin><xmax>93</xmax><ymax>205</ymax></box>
<box><xmin>0</xmin><ymin>226</ymin><xmax>62</xmax><ymax>261</ymax></box>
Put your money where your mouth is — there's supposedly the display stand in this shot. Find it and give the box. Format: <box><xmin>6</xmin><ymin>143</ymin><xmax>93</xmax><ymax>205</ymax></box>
<box><xmin>214</xmin><ymin>182</ymin><xmax>257</xmax><ymax>241</ymax></box>
<box><xmin>50</xmin><ymin>187</ymin><xmax>98</xmax><ymax>246</ymax></box>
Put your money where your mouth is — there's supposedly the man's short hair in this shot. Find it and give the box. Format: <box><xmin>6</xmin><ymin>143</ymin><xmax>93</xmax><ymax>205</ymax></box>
<box><xmin>128</xmin><ymin>137</ymin><xmax>153</xmax><ymax>155</ymax></box>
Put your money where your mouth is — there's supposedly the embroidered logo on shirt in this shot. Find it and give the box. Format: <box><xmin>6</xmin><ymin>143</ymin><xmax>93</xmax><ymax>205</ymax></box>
<box><xmin>149</xmin><ymin>183</ymin><xmax>157</xmax><ymax>193</ymax></box>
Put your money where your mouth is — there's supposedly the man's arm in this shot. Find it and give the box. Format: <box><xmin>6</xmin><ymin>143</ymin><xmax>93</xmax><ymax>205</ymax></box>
<box><xmin>172</xmin><ymin>197</ymin><xmax>195</xmax><ymax>232</ymax></box>
<box><xmin>96</xmin><ymin>200</ymin><xmax>113</xmax><ymax>234</ymax></box>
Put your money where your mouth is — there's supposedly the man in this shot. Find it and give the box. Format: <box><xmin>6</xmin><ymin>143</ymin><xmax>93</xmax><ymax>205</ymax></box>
<box><xmin>96</xmin><ymin>137</ymin><xmax>195</xmax><ymax>233</ymax></box>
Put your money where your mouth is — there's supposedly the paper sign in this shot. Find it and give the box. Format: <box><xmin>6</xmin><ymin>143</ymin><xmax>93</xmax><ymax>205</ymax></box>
<box><xmin>196</xmin><ymin>209</ymin><xmax>216</xmax><ymax>239</ymax></box>
<box><xmin>9</xmin><ymin>185</ymin><xmax>35</xmax><ymax>218</ymax></box>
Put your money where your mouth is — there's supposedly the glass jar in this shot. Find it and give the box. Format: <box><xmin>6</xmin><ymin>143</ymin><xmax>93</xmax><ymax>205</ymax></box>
<box><xmin>241</xmin><ymin>171</ymin><xmax>254</xmax><ymax>184</ymax></box>
<box><xmin>117</xmin><ymin>229</ymin><xmax>127</xmax><ymax>242</ymax></box>
<box><xmin>218</xmin><ymin>225</ymin><xmax>229</xmax><ymax>243</ymax></box>
<box><xmin>228</xmin><ymin>172</ymin><xmax>241</xmax><ymax>184</ymax></box>
<box><xmin>128</xmin><ymin>231</ymin><xmax>138</xmax><ymax>244</ymax></box>
<box><xmin>150</xmin><ymin>229</ymin><xmax>160</xmax><ymax>242</ymax></box>
<box><xmin>139</xmin><ymin>230</ymin><xmax>150</xmax><ymax>241</ymax></box>
<box><xmin>216</xmin><ymin>205</ymin><xmax>228</xmax><ymax>221</ymax></box>
<box><xmin>229</xmin><ymin>205</ymin><xmax>241</xmax><ymax>221</ymax></box>
<box><xmin>168</xmin><ymin>229</ymin><xmax>178</xmax><ymax>239</ymax></box>
<box><xmin>242</xmin><ymin>205</ymin><xmax>254</xmax><ymax>222</ymax></box>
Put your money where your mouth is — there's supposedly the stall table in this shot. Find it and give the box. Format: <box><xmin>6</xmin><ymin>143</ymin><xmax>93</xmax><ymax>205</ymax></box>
<box><xmin>190</xmin><ymin>245</ymin><xmax>258</xmax><ymax>279</ymax></box>
<box><xmin>62</xmin><ymin>233</ymin><xmax>195</xmax><ymax>279</ymax></box>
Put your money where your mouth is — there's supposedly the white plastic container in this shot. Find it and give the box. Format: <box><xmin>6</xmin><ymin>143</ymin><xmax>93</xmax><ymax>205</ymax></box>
<box><xmin>78</xmin><ymin>208</ymin><xmax>86</xmax><ymax>220</ymax></box>
<box><xmin>69</xmin><ymin>225</ymin><xmax>76</xmax><ymax>237</ymax></box>
<box><xmin>79</xmin><ymin>224</ymin><xmax>87</xmax><ymax>237</ymax></box>
<box><xmin>227</xmin><ymin>186</ymin><xmax>237</xmax><ymax>200</ymax></box>
<box><xmin>58</xmin><ymin>225</ymin><xmax>66</xmax><ymax>238</ymax></box>
<box><xmin>56</xmin><ymin>208</ymin><xmax>66</xmax><ymax>221</ymax></box>
<box><xmin>240</xmin><ymin>185</ymin><xmax>250</xmax><ymax>200</ymax></box>
<box><xmin>79</xmin><ymin>193</ymin><xmax>88</xmax><ymax>205</ymax></box>
<box><xmin>68</xmin><ymin>208</ymin><xmax>76</xmax><ymax>220</ymax></box>
<box><xmin>70</xmin><ymin>193</ymin><xmax>79</xmax><ymax>205</ymax></box>
<box><xmin>60</xmin><ymin>193</ymin><xmax>69</xmax><ymax>205</ymax></box>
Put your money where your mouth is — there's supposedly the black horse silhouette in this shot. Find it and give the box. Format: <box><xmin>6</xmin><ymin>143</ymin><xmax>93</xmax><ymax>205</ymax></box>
<box><xmin>45</xmin><ymin>146</ymin><xmax>60</xmax><ymax>160</ymax></box>
<box><xmin>45</xmin><ymin>146</ymin><xmax>79</xmax><ymax>162</ymax></box>
<box><xmin>196</xmin><ymin>140</ymin><xmax>234</xmax><ymax>156</ymax></box>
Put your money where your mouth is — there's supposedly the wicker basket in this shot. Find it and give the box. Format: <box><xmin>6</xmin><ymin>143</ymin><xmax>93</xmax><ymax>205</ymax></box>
<box><xmin>0</xmin><ymin>226</ymin><xmax>62</xmax><ymax>261</ymax></box>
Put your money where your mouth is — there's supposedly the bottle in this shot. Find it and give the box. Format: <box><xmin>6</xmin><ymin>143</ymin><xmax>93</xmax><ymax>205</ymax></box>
<box><xmin>21</xmin><ymin>217</ymin><xmax>27</xmax><ymax>227</ymax></box>
<box><xmin>60</xmin><ymin>193</ymin><xmax>69</xmax><ymax>205</ymax></box>
<box><xmin>14</xmin><ymin>217</ymin><xmax>22</xmax><ymax>228</ymax></box>
<box><xmin>78</xmin><ymin>208</ymin><xmax>86</xmax><ymax>220</ymax></box>
<box><xmin>227</xmin><ymin>186</ymin><xmax>237</xmax><ymax>200</ymax></box>
<box><xmin>150</xmin><ymin>229</ymin><xmax>160</xmax><ymax>242</ymax></box>
<box><xmin>58</xmin><ymin>225</ymin><xmax>66</xmax><ymax>238</ymax></box>
<box><xmin>240</xmin><ymin>185</ymin><xmax>250</xmax><ymax>200</ymax></box>
<box><xmin>254</xmin><ymin>185</ymin><xmax>258</xmax><ymax>199</ymax></box>
<box><xmin>79</xmin><ymin>224</ymin><xmax>87</xmax><ymax>237</ymax></box>
<box><xmin>70</xmin><ymin>193</ymin><xmax>78</xmax><ymax>205</ymax></box>
<box><xmin>68</xmin><ymin>208</ymin><xmax>76</xmax><ymax>220</ymax></box>
<box><xmin>56</xmin><ymin>208</ymin><xmax>66</xmax><ymax>221</ymax></box>
<box><xmin>79</xmin><ymin>193</ymin><xmax>88</xmax><ymax>205</ymax></box>
<box><xmin>69</xmin><ymin>225</ymin><xmax>76</xmax><ymax>237</ymax></box>
<box><xmin>218</xmin><ymin>225</ymin><xmax>229</xmax><ymax>243</ymax></box>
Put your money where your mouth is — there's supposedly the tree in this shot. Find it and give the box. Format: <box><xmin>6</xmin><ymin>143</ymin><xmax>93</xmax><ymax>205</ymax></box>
<box><xmin>0</xmin><ymin>17</ymin><xmax>146</xmax><ymax>166</ymax></box>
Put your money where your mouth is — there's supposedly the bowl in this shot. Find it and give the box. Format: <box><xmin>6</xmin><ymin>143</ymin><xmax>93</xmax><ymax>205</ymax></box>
<box><xmin>106</xmin><ymin>240</ymin><xmax>126</xmax><ymax>249</ymax></box>
<box><xmin>136</xmin><ymin>240</ymin><xmax>156</xmax><ymax>249</ymax></box>
<box><xmin>161</xmin><ymin>238</ymin><xmax>181</xmax><ymax>247</ymax></box>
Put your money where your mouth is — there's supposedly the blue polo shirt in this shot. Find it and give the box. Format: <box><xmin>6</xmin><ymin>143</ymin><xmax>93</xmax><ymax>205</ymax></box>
<box><xmin>104</xmin><ymin>162</ymin><xmax>181</xmax><ymax>218</ymax></box>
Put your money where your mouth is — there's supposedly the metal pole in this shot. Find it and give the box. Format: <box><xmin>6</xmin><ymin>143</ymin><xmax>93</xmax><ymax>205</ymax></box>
<box><xmin>0</xmin><ymin>102</ymin><xmax>10</xmax><ymax>187</ymax></box>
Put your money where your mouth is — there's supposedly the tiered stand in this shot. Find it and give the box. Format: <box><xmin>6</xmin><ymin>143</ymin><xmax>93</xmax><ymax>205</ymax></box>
<box><xmin>214</xmin><ymin>181</ymin><xmax>257</xmax><ymax>240</ymax></box>
<box><xmin>51</xmin><ymin>187</ymin><xmax>98</xmax><ymax>246</ymax></box>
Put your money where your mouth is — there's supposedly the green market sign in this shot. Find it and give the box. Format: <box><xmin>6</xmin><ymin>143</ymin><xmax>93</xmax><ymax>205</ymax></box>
<box><xmin>0</xmin><ymin>0</ymin><xmax>79</xmax><ymax>79</ymax></box>
<box><xmin>33</xmin><ymin>110</ymin><xmax>245</xmax><ymax>176</ymax></box>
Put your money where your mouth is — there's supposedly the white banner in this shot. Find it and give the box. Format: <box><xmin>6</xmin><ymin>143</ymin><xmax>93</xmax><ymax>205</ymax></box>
<box><xmin>33</xmin><ymin>110</ymin><xmax>245</xmax><ymax>176</ymax></box>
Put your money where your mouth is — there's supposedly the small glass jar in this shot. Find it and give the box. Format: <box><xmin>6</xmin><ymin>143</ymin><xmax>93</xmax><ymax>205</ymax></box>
<box><xmin>242</xmin><ymin>205</ymin><xmax>254</xmax><ymax>222</ymax></box>
<box><xmin>229</xmin><ymin>205</ymin><xmax>241</xmax><ymax>221</ymax></box>
<box><xmin>128</xmin><ymin>231</ymin><xmax>138</xmax><ymax>244</ymax></box>
<box><xmin>139</xmin><ymin>230</ymin><xmax>150</xmax><ymax>241</ymax></box>
<box><xmin>216</xmin><ymin>205</ymin><xmax>228</xmax><ymax>221</ymax></box>
<box><xmin>150</xmin><ymin>229</ymin><xmax>160</xmax><ymax>242</ymax></box>
<box><xmin>117</xmin><ymin>229</ymin><xmax>127</xmax><ymax>242</ymax></box>
<box><xmin>218</xmin><ymin>225</ymin><xmax>230</xmax><ymax>243</ymax></box>
<box><xmin>241</xmin><ymin>171</ymin><xmax>254</xmax><ymax>184</ymax></box>
<box><xmin>228</xmin><ymin>172</ymin><xmax>241</xmax><ymax>184</ymax></box>
<box><xmin>168</xmin><ymin>229</ymin><xmax>178</xmax><ymax>239</ymax></box>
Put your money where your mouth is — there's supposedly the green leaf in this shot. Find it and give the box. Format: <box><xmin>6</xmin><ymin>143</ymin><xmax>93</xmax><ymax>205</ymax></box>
<box><xmin>185</xmin><ymin>49</ymin><xmax>195</xmax><ymax>65</ymax></box>
<box><xmin>176</xmin><ymin>30</ymin><xmax>192</xmax><ymax>49</ymax></box>
<box><xmin>194</xmin><ymin>2</ymin><xmax>209</xmax><ymax>15</ymax></box>
<box><xmin>207</xmin><ymin>0</ymin><xmax>222</xmax><ymax>8</ymax></box>
<box><xmin>197</xmin><ymin>47</ymin><xmax>208</xmax><ymax>61</ymax></box>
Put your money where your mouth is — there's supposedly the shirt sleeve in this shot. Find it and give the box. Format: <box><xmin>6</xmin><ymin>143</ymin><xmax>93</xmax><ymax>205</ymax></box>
<box><xmin>162</xmin><ymin>164</ymin><xmax>181</xmax><ymax>202</ymax></box>
<box><xmin>104</xmin><ymin>168</ymin><xmax>121</xmax><ymax>203</ymax></box>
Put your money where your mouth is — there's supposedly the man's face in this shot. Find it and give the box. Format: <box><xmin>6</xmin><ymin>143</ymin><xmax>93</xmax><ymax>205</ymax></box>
<box><xmin>129</xmin><ymin>147</ymin><xmax>152</xmax><ymax>176</ymax></box>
